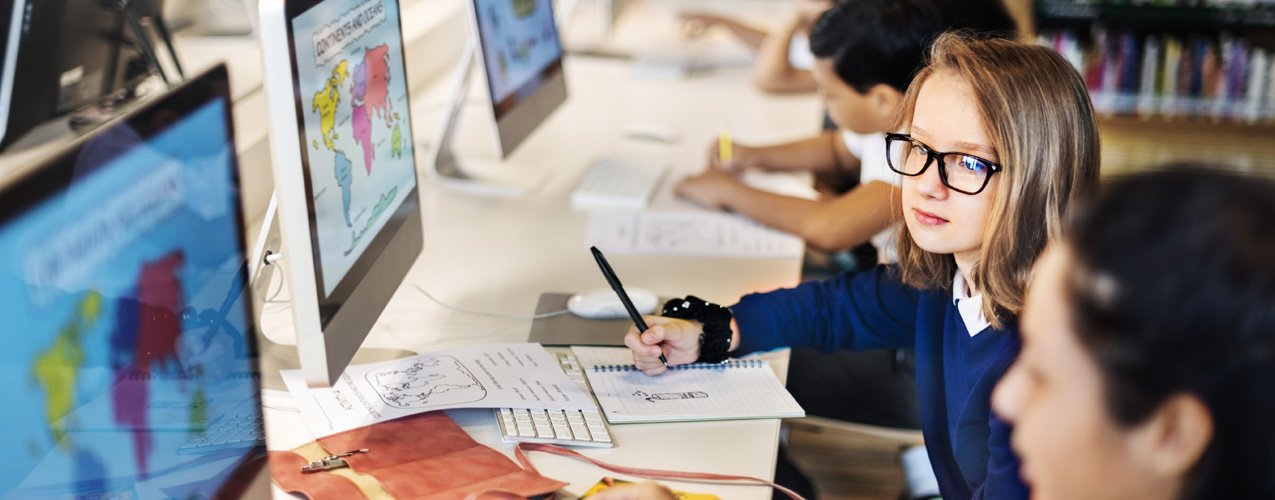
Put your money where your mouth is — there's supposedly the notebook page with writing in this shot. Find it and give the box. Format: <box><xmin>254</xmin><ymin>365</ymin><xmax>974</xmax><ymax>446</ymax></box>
<box><xmin>571</xmin><ymin>346</ymin><xmax>804</xmax><ymax>423</ymax></box>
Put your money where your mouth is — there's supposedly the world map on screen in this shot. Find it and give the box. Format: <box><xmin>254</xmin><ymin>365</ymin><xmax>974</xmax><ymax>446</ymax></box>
<box><xmin>292</xmin><ymin>0</ymin><xmax>417</xmax><ymax>296</ymax></box>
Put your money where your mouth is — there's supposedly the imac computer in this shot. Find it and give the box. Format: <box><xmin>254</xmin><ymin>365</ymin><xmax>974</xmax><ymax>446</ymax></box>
<box><xmin>428</xmin><ymin>0</ymin><xmax>567</xmax><ymax>195</ymax></box>
<box><xmin>0</xmin><ymin>65</ymin><xmax>270</xmax><ymax>498</ymax></box>
<box><xmin>259</xmin><ymin>0</ymin><xmax>423</xmax><ymax>387</ymax></box>
<box><xmin>1</xmin><ymin>0</ymin><xmax>180</xmax><ymax>152</ymax></box>
<box><xmin>1</xmin><ymin>0</ymin><xmax>125</xmax><ymax>150</ymax></box>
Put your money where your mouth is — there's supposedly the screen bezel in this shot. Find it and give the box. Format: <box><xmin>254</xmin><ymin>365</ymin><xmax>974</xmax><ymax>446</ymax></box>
<box><xmin>282</xmin><ymin>0</ymin><xmax>421</xmax><ymax>325</ymax></box>
<box><xmin>471</xmin><ymin>0</ymin><xmax>565</xmax><ymax>120</ymax></box>
<box><xmin>0</xmin><ymin>64</ymin><xmax>267</xmax><ymax>499</ymax></box>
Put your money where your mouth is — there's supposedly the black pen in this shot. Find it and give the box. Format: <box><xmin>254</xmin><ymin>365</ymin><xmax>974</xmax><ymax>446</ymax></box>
<box><xmin>590</xmin><ymin>246</ymin><xmax>669</xmax><ymax>368</ymax></box>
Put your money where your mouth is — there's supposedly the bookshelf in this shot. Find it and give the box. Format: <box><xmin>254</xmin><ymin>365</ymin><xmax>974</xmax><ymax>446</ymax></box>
<box><xmin>1038</xmin><ymin>2</ymin><xmax>1275</xmax><ymax>30</ymax></box>
<box><xmin>1035</xmin><ymin>1</ymin><xmax>1275</xmax><ymax>124</ymax></box>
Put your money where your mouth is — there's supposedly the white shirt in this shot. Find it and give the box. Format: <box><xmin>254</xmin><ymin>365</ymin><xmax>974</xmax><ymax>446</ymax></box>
<box><xmin>952</xmin><ymin>271</ymin><xmax>992</xmax><ymax>336</ymax></box>
<box><xmin>841</xmin><ymin>130</ymin><xmax>903</xmax><ymax>263</ymax></box>
<box><xmin>788</xmin><ymin>34</ymin><xmax>814</xmax><ymax>70</ymax></box>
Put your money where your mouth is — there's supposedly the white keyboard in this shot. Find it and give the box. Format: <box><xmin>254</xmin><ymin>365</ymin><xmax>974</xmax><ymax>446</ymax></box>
<box><xmin>570</xmin><ymin>156</ymin><xmax>668</xmax><ymax>210</ymax></box>
<box><xmin>495</xmin><ymin>351</ymin><xmax>615</xmax><ymax>448</ymax></box>
<box><xmin>176</xmin><ymin>414</ymin><xmax>265</xmax><ymax>455</ymax></box>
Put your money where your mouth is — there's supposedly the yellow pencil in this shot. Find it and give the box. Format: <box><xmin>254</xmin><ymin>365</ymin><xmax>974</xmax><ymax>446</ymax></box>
<box><xmin>719</xmin><ymin>127</ymin><xmax>732</xmax><ymax>164</ymax></box>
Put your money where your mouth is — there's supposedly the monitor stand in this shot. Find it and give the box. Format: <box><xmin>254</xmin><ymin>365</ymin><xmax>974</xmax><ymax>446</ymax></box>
<box><xmin>247</xmin><ymin>194</ymin><xmax>416</xmax><ymax>392</ymax></box>
<box><xmin>427</xmin><ymin>40</ymin><xmax>547</xmax><ymax>198</ymax></box>
<box><xmin>255</xmin><ymin>336</ymin><xmax>415</xmax><ymax>392</ymax></box>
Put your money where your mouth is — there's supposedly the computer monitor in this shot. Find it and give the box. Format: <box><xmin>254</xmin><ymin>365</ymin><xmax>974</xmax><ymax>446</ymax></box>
<box><xmin>1</xmin><ymin>0</ymin><xmax>123</xmax><ymax>150</ymax></box>
<box><xmin>259</xmin><ymin>0</ymin><xmax>423</xmax><ymax>387</ymax></box>
<box><xmin>0</xmin><ymin>64</ymin><xmax>269</xmax><ymax>498</ymax></box>
<box><xmin>428</xmin><ymin>0</ymin><xmax>566</xmax><ymax>195</ymax></box>
<box><xmin>471</xmin><ymin>0</ymin><xmax>566</xmax><ymax>157</ymax></box>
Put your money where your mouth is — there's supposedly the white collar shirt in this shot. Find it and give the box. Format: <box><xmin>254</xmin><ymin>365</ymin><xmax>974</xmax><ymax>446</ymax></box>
<box><xmin>952</xmin><ymin>272</ymin><xmax>992</xmax><ymax>336</ymax></box>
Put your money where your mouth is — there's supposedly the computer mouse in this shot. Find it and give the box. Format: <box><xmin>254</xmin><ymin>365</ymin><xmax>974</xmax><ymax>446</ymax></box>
<box><xmin>567</xmin><ymin>287</ymin><xmax>659</xmax><ymax>319</ymax></box>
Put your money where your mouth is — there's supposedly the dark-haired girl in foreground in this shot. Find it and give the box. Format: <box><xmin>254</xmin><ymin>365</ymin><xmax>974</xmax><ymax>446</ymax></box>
<box><xmin>993</xmin><ymin>167</ymin><xmax>1275</xmax><ymax>500</ymax></box>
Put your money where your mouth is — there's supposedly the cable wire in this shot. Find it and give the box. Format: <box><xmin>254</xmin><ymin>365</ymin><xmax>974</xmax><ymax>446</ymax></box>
<box><xmin>406</xmin><ymin>283</ymin><xmax>570</xmax><ymax>320</ymax></box>
<box><xmin>265</xmin><ymin>264</ymin><xmax>288</xmax><ymax>304</ymax></box>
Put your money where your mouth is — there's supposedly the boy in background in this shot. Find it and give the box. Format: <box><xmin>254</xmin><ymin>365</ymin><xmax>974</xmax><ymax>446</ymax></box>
<box><xmin>678</xmin><ymin>0</ymin><xmax>1017</xmax><ymax>97</ymax></box>
<box><xmin>677</xmin><ymin>0</ymin><xmax>1017</xmax><ymax>268</ymax></box>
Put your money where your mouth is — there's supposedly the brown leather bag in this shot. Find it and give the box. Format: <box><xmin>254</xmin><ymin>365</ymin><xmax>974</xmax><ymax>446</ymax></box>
<box><xmin>271</xmin><ymin>410</ymin><xmax>804</xmax><ymax>500</ymax></box>
<box><xmin>269</xmin><ymin>411</ymin><xmax>567</xmax><ymax>500</ymax></box>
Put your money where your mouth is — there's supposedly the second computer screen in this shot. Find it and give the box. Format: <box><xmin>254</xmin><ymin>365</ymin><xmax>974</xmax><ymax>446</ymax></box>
<box><xmin>473</xmin><ymin>0</ymin><xmax>563</xmax><ymax>115</ymax></box>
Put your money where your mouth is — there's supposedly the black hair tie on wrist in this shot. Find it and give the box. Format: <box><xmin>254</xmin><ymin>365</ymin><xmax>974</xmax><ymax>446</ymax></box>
<box><xmin>661</xmin><ymin>295</ymin><xmax>733</xmax><ymax>364</ymax></box>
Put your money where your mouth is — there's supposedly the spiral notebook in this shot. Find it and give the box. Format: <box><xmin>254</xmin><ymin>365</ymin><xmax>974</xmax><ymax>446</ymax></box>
<box><xmin>570</xmin><ymin>346</ymin><xmax>805</xmax><ymax>424</ymax></box>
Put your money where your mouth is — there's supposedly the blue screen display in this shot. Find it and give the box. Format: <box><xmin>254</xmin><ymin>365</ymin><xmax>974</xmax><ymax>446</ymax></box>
<box><xmin>473</xmin><ymin>0</ymin><xmax>563</xmax><ymax>105</ymax></box>
<box><xmin>0</xmin><ymin>96</ymin><xmax>264</xmax><ymax>498</ymax></box>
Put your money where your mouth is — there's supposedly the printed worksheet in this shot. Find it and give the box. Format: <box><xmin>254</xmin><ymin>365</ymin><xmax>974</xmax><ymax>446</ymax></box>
<box><xmin>282</xmin><ymin>343</ymin><xmax>591</xmax><ymax>436</ymax></box>
<box><xmin>585</xmin><ymin>210</ymin><xmax>804</xmax><ymax>259</ymax></box>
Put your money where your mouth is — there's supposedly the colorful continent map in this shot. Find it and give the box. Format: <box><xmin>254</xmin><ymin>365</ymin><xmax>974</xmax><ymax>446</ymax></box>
<box><xmin>351</xmin><ymin>44</ymin><xmax>393</xmax><ymax>174</ymax></box>
<box><xmin>312</xmin><ymin>61</ymin><xmax>348</xmax><ymax>151</ymax></box>
<box><xmin>308</xmin><ymin>44</ymin><xmax>406</xmax><ymax>248</ymax></box>
<box><xmin>30</xmin><ymin>252</ymin><xmax>192</xmax><ymax>482</ymax></box>
<box><xmin>334</xmin><ymin>151</ymin><xmax>353</xmax><ymax>227</ymax></box>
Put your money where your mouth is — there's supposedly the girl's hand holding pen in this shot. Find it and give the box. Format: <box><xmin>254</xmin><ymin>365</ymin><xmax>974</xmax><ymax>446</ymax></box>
<box><xmin>623</xmin><ymin>316</ymin><xmax>704</xmax><ymax>375</ymax></box>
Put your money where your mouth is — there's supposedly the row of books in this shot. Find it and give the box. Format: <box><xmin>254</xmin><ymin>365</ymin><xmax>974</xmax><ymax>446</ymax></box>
<box><xmin>1040</xmin><ymin>28</ymin><xmax>1275</xmax><ymax>122</ymax></box>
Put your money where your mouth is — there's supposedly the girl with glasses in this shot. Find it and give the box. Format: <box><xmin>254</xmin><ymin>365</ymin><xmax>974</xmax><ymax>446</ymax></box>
<box><xmin>992</xmin><ymin>168</ymin><xmax>1275</xmax><ymax>500</ymax></box>
<box><xmin>615</xmin><ymin>31</ymin><xmax>1099</xmax><ymax>500</ymax></box>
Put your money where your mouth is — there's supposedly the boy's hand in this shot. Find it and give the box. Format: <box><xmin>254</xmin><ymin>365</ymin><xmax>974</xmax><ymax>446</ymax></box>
<box><xmin>674</xmin><ymin>167</ymin><xmax>740</xmax><ymax>210</ymax></box>
<box><xmin>587</xmin><ymin>481</ymin><xmax>677</xmax><ymax>500</ymax></box>
<box><xmin>624</xmin><ymin>316</ymin><xmax>704</xmax><ymax>375</ymax></box>
<box><xmin>707</xmin><ymin>139</ymin><xmax>755</xmax><ymax>173</ymax></box>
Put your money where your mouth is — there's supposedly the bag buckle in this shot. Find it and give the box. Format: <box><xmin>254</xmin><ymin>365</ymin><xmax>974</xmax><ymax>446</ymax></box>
<box><xmin>301</xmin><ymin>449</ymin><xmax>369</xmax><ymax>473</ymax></box>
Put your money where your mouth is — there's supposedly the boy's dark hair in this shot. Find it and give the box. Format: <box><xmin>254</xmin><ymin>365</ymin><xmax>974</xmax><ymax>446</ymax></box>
<box><xmin>808</xmin><ymin>0</ymin><xmax>1017</xmax><ymax>93</ymax></box>
<box><xmin>1067</xmin><ymin>166</ymin><xmax>1275</xmax><ymax>500</ymax></box>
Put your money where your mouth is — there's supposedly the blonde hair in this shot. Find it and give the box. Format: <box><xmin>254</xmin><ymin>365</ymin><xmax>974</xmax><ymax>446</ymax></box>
<box><xmin>893</xmin><ymin>31</ymin><xmax>1100</xmax><ymax>328</ymax></box>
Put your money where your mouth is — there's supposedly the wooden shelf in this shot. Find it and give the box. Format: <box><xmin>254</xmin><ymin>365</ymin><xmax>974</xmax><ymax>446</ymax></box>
<box><xmin>1099</xmin><ymin>114</ymin><xmax>1275</xmax><ymax>131</ymax></box>
<box><xmin>1097</xmin><ymin>116</ymin><xmax>1275</xmax><ymax>176</ymax></box>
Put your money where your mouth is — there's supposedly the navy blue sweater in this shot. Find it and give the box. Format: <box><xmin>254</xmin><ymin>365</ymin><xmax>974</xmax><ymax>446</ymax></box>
<box><xmin>730</xmin><ymin>265</ymin><xmax>1029</xmax><ymax>500</ymax></box>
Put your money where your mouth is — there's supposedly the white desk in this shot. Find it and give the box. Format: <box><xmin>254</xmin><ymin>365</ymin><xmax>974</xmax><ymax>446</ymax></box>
<box><xmin>0</xmin><ymin>0</ymin><xmax>822</xmax><ymax>495</ymax></box>
<box><xmin>257</xmin><ymin>51</ymin><xmax>821</xmax><ymax>498</ymax></box>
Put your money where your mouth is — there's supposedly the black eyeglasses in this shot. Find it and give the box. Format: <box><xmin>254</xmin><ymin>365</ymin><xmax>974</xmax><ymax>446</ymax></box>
<box><xmin>885</xmin><ymin>133</ymin><xmax>1002</xmax><ymax>195</ymax></box>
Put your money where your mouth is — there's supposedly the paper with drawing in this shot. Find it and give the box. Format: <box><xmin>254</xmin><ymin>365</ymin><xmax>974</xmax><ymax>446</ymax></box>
<box><xmin>282</xmin><ymin>343</ymin><xmax>592</xmax><ymax>436</ymax></box>
<box><xmin>571</xmin><ymin>346</ymin><xmax>804</xmax><ymax>423</ymax></box>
